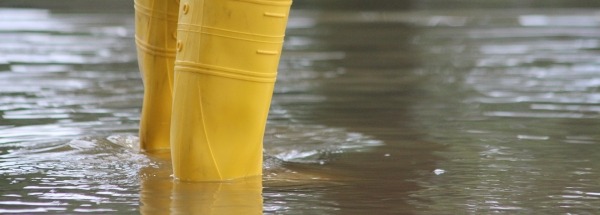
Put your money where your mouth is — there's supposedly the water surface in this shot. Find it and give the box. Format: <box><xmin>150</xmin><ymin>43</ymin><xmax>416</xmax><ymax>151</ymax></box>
<box><xmin>1</xmin><ymin>1</ymin><xmax>600</xmax><ymax>214</ymax></box>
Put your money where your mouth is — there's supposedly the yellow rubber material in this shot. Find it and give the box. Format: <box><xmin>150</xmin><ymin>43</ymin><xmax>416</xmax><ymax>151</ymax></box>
<box><xmin>171</xmin><ymin>0</ymin><xmax>292</xmax><ymax>181</ymax></box>
<box><xmin>135</xmin><ymin>0</ymin><xmax>292</xmax><ymax>181</ymax></box>
<box><xmin>135</xmin><ymin>0</ymin><xmax>179</xmax><ymax>152</ymax></box>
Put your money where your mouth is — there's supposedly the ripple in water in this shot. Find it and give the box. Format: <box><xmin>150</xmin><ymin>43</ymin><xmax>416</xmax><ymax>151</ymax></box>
<box><xmin>0</xmin><ymin>136</ymin><xmax>146</xmax><ymax>213</ymax></box>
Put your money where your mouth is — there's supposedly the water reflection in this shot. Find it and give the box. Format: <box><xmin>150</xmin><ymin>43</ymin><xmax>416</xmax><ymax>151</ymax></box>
<box><xmin>139</xmin><ymin>160</ymin><xmax>262</xmax><ymax>215</ymax></box>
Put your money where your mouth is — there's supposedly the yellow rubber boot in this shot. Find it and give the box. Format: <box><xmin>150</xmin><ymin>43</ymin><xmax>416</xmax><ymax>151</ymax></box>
<box><xmin>171</xmin><ymin>0</ymin><xmax>293</xmax><ymax>181</ymax></box>
<box><xmin>134</xmin><ymin>0</ymin><xmax>179</xmax><ymax>152</ymax></box>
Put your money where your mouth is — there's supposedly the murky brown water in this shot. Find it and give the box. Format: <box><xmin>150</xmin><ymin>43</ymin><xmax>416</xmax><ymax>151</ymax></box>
<box><xmin>1</xmin><ymin>1</ymin><xmax>600</xmax><ymax>214</ymax></box>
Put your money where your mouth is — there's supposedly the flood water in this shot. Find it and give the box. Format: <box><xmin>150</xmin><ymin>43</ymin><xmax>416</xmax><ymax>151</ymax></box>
<box><xmin>1</xmin><ymin>1</ymin><xmax>600</xmax><ymax>214</ymax></box>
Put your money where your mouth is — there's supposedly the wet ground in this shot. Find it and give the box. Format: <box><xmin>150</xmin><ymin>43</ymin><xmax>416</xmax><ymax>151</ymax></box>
<box><xmin>1</xmin><ymin>1</ymin><xmax>600</xmax><ymax>214</ymax></box>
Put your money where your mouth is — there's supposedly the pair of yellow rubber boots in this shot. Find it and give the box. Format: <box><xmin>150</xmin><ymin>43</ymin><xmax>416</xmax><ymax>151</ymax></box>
<box><xmin>135</xmin><ymin>0</ymin><xmax>292</xmax><ymax>181</ymax></box>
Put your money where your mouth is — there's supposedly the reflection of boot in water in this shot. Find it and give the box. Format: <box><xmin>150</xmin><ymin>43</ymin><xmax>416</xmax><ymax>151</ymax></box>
<box><xmin>170</xmin><ymin>0</ymin><xmax>293</xmax><ymax>181</ymax></box>
<box><xmin>172</xmin><ymin>177</ymin><xmax>263</xmax><ymax>215</ymax></box>
<box><xmin>134</xmin><ymin>0</ymin><xmax>179</xmax><ymax>152</ymax></box>
<box><xmin>139</xmin><ymin>164</ymin><xmax>173</xmax><ymax>215</ymax></box>
<box><xmin>139</xmin><ymin>164</ymin><xmax>262</xmax><ymax>215</ymax></box>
